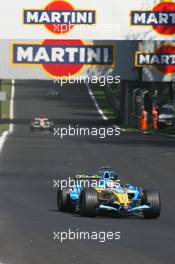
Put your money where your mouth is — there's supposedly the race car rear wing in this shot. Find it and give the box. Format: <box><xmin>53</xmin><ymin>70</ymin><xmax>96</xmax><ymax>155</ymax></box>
<box><xmin>75</xmin><ymin>175</ymin><xmax>101</xmax><ymax>180</ymax></box>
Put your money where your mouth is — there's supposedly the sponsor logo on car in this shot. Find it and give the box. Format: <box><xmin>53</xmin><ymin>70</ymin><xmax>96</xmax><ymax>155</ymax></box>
<box><xmin>23</xmin><ymin>0</ymin><xmax>96</xmax><ymax>34</ymax></box>
<box><xmin>131</xmin><ymin>1</ymin><xmax>175</xmax><ymax>35</ymax></box>
<box><xmin>11</xmin><ymin>40</ymin><xmax>114</xmax><ymax>77</ymax></box>
<box><xmin>135</xmin><ymin>44</ymin><xmax>175</xmax><ymax>75</ymax></box>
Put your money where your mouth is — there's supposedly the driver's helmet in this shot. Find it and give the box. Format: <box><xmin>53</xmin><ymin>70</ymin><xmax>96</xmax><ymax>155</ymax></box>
<box><xmin>40</xmin><ymin>114</ymin><xmax>45</xmax><ymax>119</ymax></box>
<box><xmin>110</xmin><ymin>172</ymin><xmax>119</xmax><ymax>181</ymax></box>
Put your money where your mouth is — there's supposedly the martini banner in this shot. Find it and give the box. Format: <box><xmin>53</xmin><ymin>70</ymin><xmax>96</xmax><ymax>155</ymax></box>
<box><xmin>136</xmin><ymin>41</ymin><xmax>175</xmax><ymax>81</ymax></box>
<box><xmin>0</xmin><ymin>40</ymin><xmax>138</xmax><ymax>80</ymax></box>
<box><xmin>0</xmin><ymin>0</ymin><xmax>175</xmax><ymax>40</ymax></box>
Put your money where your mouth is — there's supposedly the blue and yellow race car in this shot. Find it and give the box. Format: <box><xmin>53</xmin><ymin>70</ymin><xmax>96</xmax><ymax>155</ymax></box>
<box><xmin>57</xmin><ymin>167</ymin><xmax>161</xmax><ymax>219</ymax></box>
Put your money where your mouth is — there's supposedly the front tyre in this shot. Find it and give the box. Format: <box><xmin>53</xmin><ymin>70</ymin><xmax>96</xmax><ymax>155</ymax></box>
<box><xmin>80</xmin><ymin>187</ymin><xmax>98</xmax><ymax>217</ymax></box>
<box><xmin>142</xmin><ymin>189</ymin><xmax>161</xmax><ymax>219</ymax></box>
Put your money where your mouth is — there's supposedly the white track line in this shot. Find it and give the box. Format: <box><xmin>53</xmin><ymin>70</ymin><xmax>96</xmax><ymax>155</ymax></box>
<box><xmin>9</xmin><ymin>79</ymin><xmax>15</xmax><ymax>133</ymax></box>
<box><xmin>0</xmin><ymin>130</ymin><xmax>8</xmax><ymax>152</ymax></box>
<box><xmin>86</xmin><ymin>83</ymin><xmax>124</xmax><ymax>131</ymax></box>
<box><xmin>0</xmin><ymin>79</ymin><xmax>15</xmax><ymax>152</ymax></box>
<box><xmin>86</xmin><ymin>83</ymin><xmax>108</xmax><ymax>121</ymax></box>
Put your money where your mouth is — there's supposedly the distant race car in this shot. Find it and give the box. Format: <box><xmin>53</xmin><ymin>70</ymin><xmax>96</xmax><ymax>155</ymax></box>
<box><xmin>57</xmin><ymin>167</ymin><xmax>161</xmax><ymax>219</ymax></box>
<box><xmin>30</xmin><ymin>115</ymin><xmax>54</xmax><ymax>132</ymax></box>
<box><xmin>158</xmin><ymin>104</ymin><xmax>175</xmax><ymax>128</ymax></box>
<box><xmin>46</xmin><ymin>89</ymin><xmax>62</xmax><ymax>99</ymax></box>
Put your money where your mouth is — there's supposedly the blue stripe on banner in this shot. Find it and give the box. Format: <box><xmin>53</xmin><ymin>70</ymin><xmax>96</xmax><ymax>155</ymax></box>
<box><xmin>24</xmin><ymin>10</ymin><xmax>96</xmax><ymax>25</ymax></box>
<box><xmin>13</xmin><ymin>44</ymin><xmax>114</xmax><ymax>65</ymax></box>
<box><xmin>131</xmin><ymin>11</ymin><xmax>175</xmax><ymax>25</ymax></box>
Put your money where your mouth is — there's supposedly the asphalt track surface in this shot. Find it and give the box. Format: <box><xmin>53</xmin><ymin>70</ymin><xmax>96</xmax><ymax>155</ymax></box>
<box><xmin>0</xmin><ymin>80</ymin><xmax>175</xmax><ymax>264</ymax></box>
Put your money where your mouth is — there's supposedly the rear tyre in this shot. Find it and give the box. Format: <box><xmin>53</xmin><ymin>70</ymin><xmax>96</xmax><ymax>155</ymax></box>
<box><xmin>80</xmin><ymin>188</ymin><xmax>98</xmax><ymax>217</ymax></box>
<box><xmin>57</xmin><ymin>187</ymin><xmax>72</xmax><ymax>212</ymax></box>
<box><xmin>142</xmin><ymin>189</ymin><xmax>161</xmax><ymax>219</ymax></box>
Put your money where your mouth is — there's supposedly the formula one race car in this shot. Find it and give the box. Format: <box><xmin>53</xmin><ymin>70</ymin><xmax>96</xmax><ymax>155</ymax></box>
<box><xmin>30</xmin><ymin>115</ymin><xmax>54</xmax><ymax>132</ymax></box>
<box><xmin>45</xmin><ymin>89</ymin><xmax>62</xmax><ymax>100</ymax></box>
<box><xmin>57</xmin><ymin>167</ymin><xmax>161</xmax><ymax>219</ymax></box>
